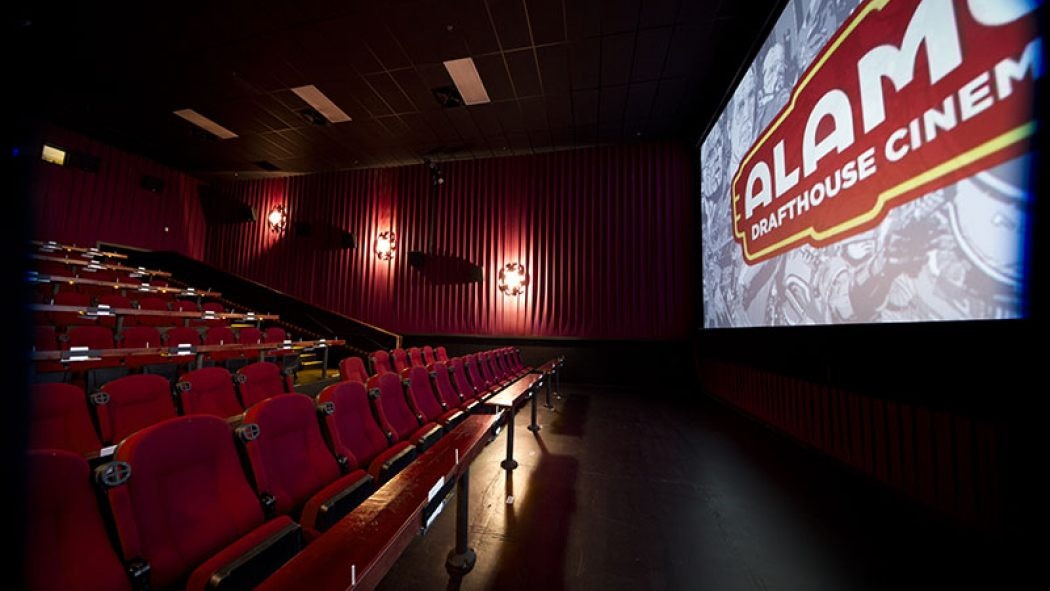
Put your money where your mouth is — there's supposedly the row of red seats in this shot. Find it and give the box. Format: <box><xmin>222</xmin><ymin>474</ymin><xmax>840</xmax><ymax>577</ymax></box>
<box><xmin>369</xmin><ymin>345</ymin><xmax>449</xmax><ymax>374</ymax></box>
<box><xmin>34</xmin><ymin>325</ymin><xmax>293</xmax><ymax>373</ymax></box>
<box><xmin>40</xmin><ymin>292</ymin><xmax>228</xmax><ymax>328</ymax></box>
<box><xmin>30</xmin><ymin>362</ymin><xmax>294</xmax><ymax>454</ymax></box>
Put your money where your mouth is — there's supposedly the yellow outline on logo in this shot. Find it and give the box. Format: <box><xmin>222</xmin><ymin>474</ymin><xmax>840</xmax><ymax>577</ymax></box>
<box><xmin>729</xmin><ymin>0</ymin><xmax>1034</xmax><ymax>264</ymax></box>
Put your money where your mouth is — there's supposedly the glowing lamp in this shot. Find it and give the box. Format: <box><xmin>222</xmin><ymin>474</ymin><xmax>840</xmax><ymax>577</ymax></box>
<box><xmin>498</xmin><ymin>262</ymin><xmax>528</xmax><ymax>296</ymax></box>
<box><xmin>267</xmin><ymin>205</ymin><xmax>288</xmax><ymax>233</ymax></box>
<box><xmin>375</xmin><ymin>231</ymin><xmax>397</xmax><ymax>261</ymax></box>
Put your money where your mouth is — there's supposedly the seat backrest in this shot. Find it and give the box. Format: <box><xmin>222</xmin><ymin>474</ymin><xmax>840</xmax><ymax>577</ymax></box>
<box><xmin>53</xmin><ymin>291</ymin><xmax>94</xmax><ymax>327</ymax></box>
<box><xmin>173</xmin><ymin>300</ymin><xmax>200</xmax><ymax>314</ymax></box>
<box><xmin>391</xmin><ymin>348</ymin><xmax>410</xmax><ymax>372</ymax></box>
<box><xmin>201</xmin><ymin>302</ymin><xmax>226</xmax><ymax>326</ymax></box>
<box><xmin>30</xmin><ymin>383</ymin><xmax>101</xmax><ymax>455</ymax></box>
<box><xmin>435</xmin><ymin>346</ymin><xmax>449</xmax><ymax>363</ymax></box>
<box><xmin>236</xmin><ymin>362</ymin><xmax>291</xmax><ymax>408</ymax></box>
<box><xmin>137</xmin><ymin>297</ymin><xmax>169</xmax><ymax>312</ymax></box>
<box><xmin>263</xmin><ymin>326</ymin><xmax>287</xmax><ymax>343</ymax></box>
<box><xmin>339</xmin><ymin>356</ymin><xmax>369</xmax><ymax>383</ymax></box>
<box><xmin>239</xmin><ymin>327</ymin><xmax>263</xmax><ymax>345</ymax></box>
<box><xmin>485</xmin><ymin>351</ymin><xmax>508</xmax><ymax>381</ymax></box>
<box><xmin>165</xmin><ymin>326</ymin><xmax>201</xmax><ymax>347</ymax></box>
<box><xmin>34</xmin><ymin>325</ymin><xmax>58</xmax><ymax>351</ymax></box>
<box><xmin>407</xmin><ymin>347</ymin><xmax>424</xmax><ymax>368</ymax></box>
<box><xmin>241</xmin><ymin>394</ymin><xmax>342</xmax><ymax>517</ymax></box>
<box><xmin>450</xmin><ymin>358</ymin><xmax>477</xmax><ymax>401</ymax></box>
<box><xmin>96</xmin><ymin>374</ymin><xmax>176</xmax><ymax>444</ymax></box>
<box><xmin>403</xmin><ymin>366</ymin><xmax>445</xmax><ymax>421</ymax></box>
<box><xmin>176</xmin><ymin>367</ymin><xmax>243</xmax><ymax>418</ymax></box>
<box><xmin>366</xmin><ymin>372</ymin><xmax>420</xmax><ymax>443</ymax></box>
<box><xmin>317</xmin><ymin>381</ymin><xmax>387</xmax><ymax>469</ymax></box>
<box><xmin>465</xmin><ymin>354</ymin><xmax>491</xmax><ymax>392</ymax></box>
<box><xmin>121</xmin><ymin>326</ymin><xmax>162</xmax><ymax>349</ymax></box>
<box><xmin>204</xmin><ymin>325</ymin><xmax>236</xmax><ymax>346</ymax></box>
<box><xmin>26</xmin><ymin>450</ymin><xmax>132</xmax><ymax>591</ymax></box>
<box><xmin>370</xmin><ymin>350</ymin><xmax>393</xmax><ymax>374</ymax></box>
<box><xmin>104</xmin><ymin>416</ymin><xmax>266</xmax><ymax>590</ymax></box>
<box><xmin>422</xmin><ymin>345</ymin><xmax>436</xmax><ymax>366</ymax></box>
<box><xmin>429</xmin><ymin>362</ymin><xmax>463</xmax><ymax>408</ymax></box>
<box><xmin>136</xmin><ymin>297</ymin><xmax>170</xmax><ymax>326</ymax></box>
<box><xmin>492</xmin><ymin>349</ymin><xmax>511</xmax><ymax>375</ymax></box>
<box><xmin>477</xmin><ymin>352</ymin><xmax>498</xmax><ymax>383</ymax></box>
<box><xmin>65</xmin><ymin>325</ymin><xmax>115</xmax><ymax>350</ymax></box>
<box><xmin>97</xmin><ymin>294</ymin><xmax>133</xmax><ymax>328</ymax></box>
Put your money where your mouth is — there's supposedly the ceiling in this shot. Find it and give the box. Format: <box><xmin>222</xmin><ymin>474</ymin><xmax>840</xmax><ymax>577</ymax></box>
<box><xmin>11</xmin><ymin>0</ymin><xmax>778</xmax><ymax>179</ymax></box>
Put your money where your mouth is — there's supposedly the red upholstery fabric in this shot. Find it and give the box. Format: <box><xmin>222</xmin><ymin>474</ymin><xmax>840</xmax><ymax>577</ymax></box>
<box><xmin>201</xmin><ymin>302</ymin><xmax>227</xmax><ymax>327</ymax></box>
<box><xmin>450</xmin><ymin>358</ymin><xmax>480</xmax><ymax>402</ymax></box>
<box><xmin>370</xmin><ymin>350</ymin><xmax>393</xmax><ymax>374</ymax></box>
<box><xmin>435</xmin><ymin>346</ymin><xmax>449</xmax><ymax>363</ymax></box>
<box><xmin>185</xmin><ymin>516</ymin><xmax>297</xmax><ymax>591</ymax></box>
<box><xmin>205</xmin><ymin>325</ymin><xmax>241</xmax><ymax>362</ymax></box>
<box><xmin>25</xmin><ymin>450</ymin><xmax>132</xmax><ymax>591</ymax></box>
<box><xmin>422</xmin><ymin>345</ymin><xmax>436</xmax><ymax>366</ymax></box>
<box><xmin>407</xmin><ymin>347</ymin><xmax>424</xmax><ymax>368</ymax></box>
<box><xmin>105</xmin><ymin>416</ymin><xmax>269</xmax><ymax>590</ymax></box>
<box><xmin>164</xmin><ymin>326</ymin><xmax>201</xmax><ymax>366</ymax></box>
<box><xmin>173</xmin><ymin>300</ymin><xmax>200</xmax><ymax>314</ymax></box>
<box><xmin>317</xmin><ymin>381</ymin><xmax>413</xmax><ymax>481</ymax></box>
<box><xmin>30</xmin><ymin>383</ymin><xmax>101</xmax><ymax>454</ymax></box>
<box><xmin>237</xmin><ymin>361</ymin><xmax>291</xmax><ymax>408</ymax></box>
<box><xmin>264</xmin><ymin>326</ymin><xmax>295</xmax><ymax>358</ymax></box>
<box><xmin>339</xmin><ymin>356</ymin><xmax>369</xmax><ymax>383</ymax></box>
<box><xmin>177</xmin><ymin>367</ymin><xmax>243</xmax><ymax>418</ymax></box>
<box><xmin>97</xmin><ymin>294</ymin><xmax>133</xmax><ymax>328</ymax></box>
<box><xmin>238</xmin><ymin>326</ymin><xmax>263</xmax><ymax>345</ymax></box>
<box><xmin>403</xmin><ymin>366</ymin><xmax>456</xmax><ymax>426</ymax></box>
<box><xmin>136</xmin><ymin>297</ymin><xmax>170</xmax><ymax>326</ymax></box>
<box><xmin>430</xmin><ymin>362</ymin><xmax>473</xmax><ymax>411</ymax></box>
<box><xmin>465</xmin><ymin>354</ymin><xmax>494</xmax><ymax>394</ymax></box>
<box><xmin>119</xmin><ymin>326</ymin><xmax>167</xmax><ymax>367</ymax></box>
<box><xmin>241</xmin><ymin>395</ymin><xmax>343</xmax><ymax>520</ymax></box>
<box><xmin>53</xmin><ymin>291</ymin><xmax>94</xmax><ymax>327</ymax></box>
<box><xmin>367</xmin><ymin>372</ymin><xmax>426</xmax><ymax>444</ymax></box>
<box><xmin>391</xmin><ymin>348</ymin><xmax>410</xmax><ymax>372</ymax></box>
<box><xmin>64</xmin><ymin>325</ymin><xmax>121</xmax><ymax>370</ymax></box>
<box><xmin>97</xmin><ymin>374</ymin><xmax>177</xmax><ymax>444</ymax></box>
<box><xmin>33</xmin><ymin>325</ymin><xmax>64</xmax><ymax>374</ymax></box>
<box><xmin>479</xmin><ymin>352</ymin><xmax>503</xmax><ymax>383</ymax></box>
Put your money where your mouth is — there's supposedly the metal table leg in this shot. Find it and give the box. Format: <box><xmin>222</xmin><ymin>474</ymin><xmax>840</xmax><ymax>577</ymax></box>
<box><xmin>501</xmin><ymin>409</ymin><xmax>518</xmax><ymax>470</ymax></box>
<box><xmin>445</xmin><ymin>468</ymin><xmax>477</xmax><ymax>581</ymax></box>
<box><xmin>528</xmin><ymin>380</ymin><xmax>541</xmax><ymax>432</ymax></box>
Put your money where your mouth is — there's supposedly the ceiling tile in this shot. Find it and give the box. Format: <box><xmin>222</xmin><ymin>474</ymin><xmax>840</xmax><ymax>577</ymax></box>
<box><xmin>505</xmin><ymin>49</ymin><xmax>542</xmax><ymax>97</ymax></box>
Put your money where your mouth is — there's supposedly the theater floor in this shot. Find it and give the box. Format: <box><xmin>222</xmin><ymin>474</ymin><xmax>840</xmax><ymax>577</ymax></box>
<box><xmin>375</xmin><ymin>383</ymin><xmax>1012</xmax><ymax>591</ymax></box>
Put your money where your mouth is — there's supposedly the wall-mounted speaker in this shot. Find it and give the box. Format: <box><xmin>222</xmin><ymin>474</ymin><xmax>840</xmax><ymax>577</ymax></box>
<box><xmin>339</xmin><ymin>231</ymin><xmax>356</xmax><ymax>249</ymax></box>
<box><xmin>140</xmin><ymin>175</ymin><xmax>165</xmax><ymax>193</ymax></box>
<box><xmin>197</xmin><ymin>186</ymin><xmax>256</xmax><ymax>224</ymax></box>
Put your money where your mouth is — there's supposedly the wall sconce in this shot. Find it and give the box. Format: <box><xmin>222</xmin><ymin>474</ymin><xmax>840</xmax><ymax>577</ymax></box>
<box><xmin>375</xmin><ymin>230</ymin><xmax>397</xmax><ymax>261</ymax></box>
<box><xmin>498</xmin><ymin>262</ymin><xmax>529</xmax><ymax>296</ymax></box>
<box><xmin>267</xmin><ymin>205</ymin><xmax>288</xmax><ymax>233</ymax></box>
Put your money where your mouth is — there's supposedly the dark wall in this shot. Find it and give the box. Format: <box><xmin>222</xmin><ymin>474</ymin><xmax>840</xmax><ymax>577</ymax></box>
<box><xmin>204</xmin><ymin>142</ymin><xmax>696</xmax><ymax>339</ymax></box>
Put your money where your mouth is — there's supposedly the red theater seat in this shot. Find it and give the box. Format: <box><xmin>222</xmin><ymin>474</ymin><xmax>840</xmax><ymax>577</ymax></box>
<box><xmin>450</xmin><ymin>357</ymin><xmax>483</xmax><ymax>404</ymax></box>
<box><xmin>97</xmin><ymin>294</ymin><xmax>133</xmax><ymax>328</ymax></box>
<box><xmin>201</xmin><ymin>302</ymin><xmax>227</xmax><ymax>326</ymax></box>
<box><xmin>239</xmin><ymin>326</ymin><xmax>263</xmax><ymax>345</ymax></box>
<box><xmin>33</xmin><ymin>325</ymin><xmax>64</xmax><ymax>374</ymax></box>
<box><xmin>391</xmin><ymin>348</ymin><xmax>410</xmax><ymax>372</ymax></box>
<box><xmin>25</xmin><ymin>450</ymin><xmax>132</xmax><ymax>591</ymax></box>
<box><xmin>317</xmin><ymin>381</ymin><xmax>416</xmax><ymax>484</ymax></box>
<box><xmin>339</xmin><ymin>355</ymin><xmax>369</xmax><ymax>383</ymax></box>
<box><xmin>241</xmin><ymin>394</ymin><xmax>374</xmax><ymax>533</ymax></box>
<box><xmin>30</xmin><ymin>383</ymin><xmax>102</xmax><ymax>455</ymax></box>
<box><xmin>403</xmin><ymin>366</ymin><xmax>463</xmax><ymax>428</ymax></box>
<box><xmin>96</xmin><ymin>374</ymin><xmax>176</xmax><ymax>445</ymax></box>
<box><xmin>430</xmin><ymin>361</ymin><xmax>477</xmax><ymax>411</ymax></box>
<box><xmin>435</xmin><ymin>346</ymin><xmax>449</xmax><ymax>363</ymax></box>
<box><xmin>367</xmin><ymin>372</ymin><xmax>442</xmax><ymax>451</ymax></box>
<box><xmin>236</xmin><ymin>361</ymin><xmax>291</xmax><ymax>408</ymax></box>
<box><xmin>136</xmin><ymin>297</ymin><xmax>170</xmax><ymax>326</ymax></box>
<box><xmin>176</xmin><ymin>367</ymin><xmax>244</xmax><ymax>418</ymax></box>
<box><xmin>53</xmin><ymin>291</ymin><xmax>94</xmax><ymax>327</ymax></box>
<box><xmin>464</xmin><ymin>353</ymin><xmax>496</xmax><ymax>397</ymax></box>
<box><xmin>204</xmin><ymin>325</ymin><xmax>241</xmax><ymax>363</ymax></box>
<box><xmin>407</xmin><ymin>347</ymin><xmax>425</xmax><ymax>368</ymax></box>
<box><xmin>119</xmin><ymin>326</ymin><xmax>167</xmax><ymax>368</ymax></box>
<box><xmin>370</xmin><ymin>349</ymin><xmax>393</xmax><ymax>374</ymax></box>
<box><xmin>422</xmin><ymin>345</ymin><xmax>436</xmax><ymax>366</ymax></box>
<box><xmin>101</xmin><ymin>416</ymin><xmax>301</xmax><ymax>590</ymax></box>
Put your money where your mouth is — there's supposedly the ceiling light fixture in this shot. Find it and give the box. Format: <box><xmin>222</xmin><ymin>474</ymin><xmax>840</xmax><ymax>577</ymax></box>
<box><xmin>443</xmin><ymin>57</ymin><xmax>491</xmax><ymax>105</ymax></box>
<box><xmin>291</xmin><ymin>85</ymin><xmax>352</xmax><ymax>123</ymax></box>
<box><xmin>173</xmin><ymin>109</ymin><xmax>239</xmax><ymax>139</ymax></box>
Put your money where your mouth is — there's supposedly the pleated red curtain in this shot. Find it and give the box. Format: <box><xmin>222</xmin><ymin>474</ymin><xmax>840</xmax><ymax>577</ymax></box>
<box><xmin>205</xmin><ymin>142</ymin><xmax>696</xmax><ymax>338</ymax></box>
<box><xmin>31</xmin><ymin>127</ymin><xmax>207</xmax><ymax>259</ymax></box>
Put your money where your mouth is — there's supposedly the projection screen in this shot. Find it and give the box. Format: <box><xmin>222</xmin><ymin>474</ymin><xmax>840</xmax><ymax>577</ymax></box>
<box><xmin>700</xmin><ymin>0</ymin><xmax>1041</xmax><ymax>328</ymax></box>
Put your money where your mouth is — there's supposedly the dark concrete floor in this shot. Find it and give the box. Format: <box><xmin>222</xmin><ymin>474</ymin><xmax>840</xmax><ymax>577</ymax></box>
<box><xmin>374</xmin><ymin>384</ymin><xmax>1013</xmax><ymax>591</ymax></box>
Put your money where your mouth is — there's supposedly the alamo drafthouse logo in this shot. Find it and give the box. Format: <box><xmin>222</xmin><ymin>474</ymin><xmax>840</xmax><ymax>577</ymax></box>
<box><xmin>731</xmin><ymin>0</ymin><xmax>1041</xmax><ymax>265</ymax></box>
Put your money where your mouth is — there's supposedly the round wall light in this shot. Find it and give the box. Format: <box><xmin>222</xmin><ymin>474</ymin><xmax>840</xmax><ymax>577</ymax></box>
<box><xmin>375</xmin><ymin>230</ymin><xmax>397</xmax><ymax>261</ymax></box>
<box><xmin>267</xmin><ymin>205</ymin><xmax>288</xmax><ymax>233</ymax></box>
<box><xmin>498</xmin><ymin>262</ymin><xmax>529</xmax><ymax>296</ymax></box>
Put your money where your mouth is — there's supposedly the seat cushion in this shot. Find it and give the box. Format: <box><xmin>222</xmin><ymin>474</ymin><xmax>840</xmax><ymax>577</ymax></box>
<box><xmin>186</xmin><ymin>516</ymin><xmax>300</xmax><ymax>591</ymax></box>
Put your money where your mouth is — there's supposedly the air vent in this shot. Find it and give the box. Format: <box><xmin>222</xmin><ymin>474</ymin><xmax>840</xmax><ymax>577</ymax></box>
<box><xmin>255</xmin><ymin>160</ymin><xmax>280</xmax><ymax>171</ymax></box>
<box><xmin>431</xmin><ymin>86</ymin><xmax>465</xmax><ymax>108</ymax></box>
<box><xmin>298</xmin><ymin>107</ymin><xmax>328</xmax><ymax>126</ymax></box>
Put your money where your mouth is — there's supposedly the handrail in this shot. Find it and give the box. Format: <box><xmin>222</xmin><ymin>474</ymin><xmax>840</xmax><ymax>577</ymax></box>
<box><xmin>33</xmin><ymin>240</ymin><xmax>128</xmax><ymax>259</ymax></box>
<box><xmin>30</xmin><ymin>303</ymin><xmax>278</xmax><ymax>322</ymax></box>
<box><xmin>31</xmin><ymin>339</ymin><xmax>343</xmax><ymax>362</ymax></box>
<box><xmin>32</xmin><ymin>254</ymin><xmax>172</xmax><ymax>277</ymax></box>
<box><xmin>28</xmin><ymin>274</ymin><xmax>220</xmax><ymax>298</ymax></box>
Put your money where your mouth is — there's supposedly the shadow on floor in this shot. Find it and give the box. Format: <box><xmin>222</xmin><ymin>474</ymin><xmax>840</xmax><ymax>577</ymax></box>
<box><xmin>549</xmin><ymin>393</ymin><xmax>589</xmax><ymax>437</ymax></box>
